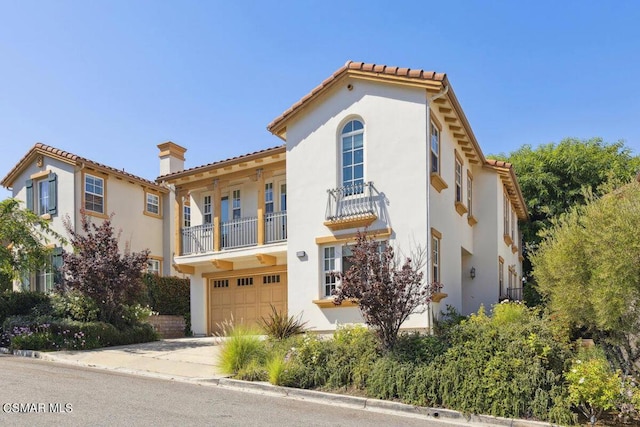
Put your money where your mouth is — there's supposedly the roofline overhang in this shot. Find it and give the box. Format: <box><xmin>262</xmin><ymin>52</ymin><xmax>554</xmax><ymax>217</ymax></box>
<box><xmin>157</xmin><ymin>145</ymin><xmax>286</xmax><ymax>184</ymax></box>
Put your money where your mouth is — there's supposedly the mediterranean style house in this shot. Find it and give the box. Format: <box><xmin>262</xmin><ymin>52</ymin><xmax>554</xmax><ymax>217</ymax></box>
<box><xmin>2</xmin><ymin>61</ymin><xmax>527</xmax><ymax>335</ymax></box>
<box><xmin>158</xmin><ymin>61</ymin><xmax>527</xmax><ymax>335</ymax></box>
<box><xmin>0</xmin><ymin>143</ymin><xmax>176</xmax><ymax>291</ymax></box>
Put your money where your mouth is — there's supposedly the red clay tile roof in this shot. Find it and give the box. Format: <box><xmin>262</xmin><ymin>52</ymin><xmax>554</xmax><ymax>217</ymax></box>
<box><xmin>157</xmin><ymin>145</ymin><xmax>285</xmax><ymax>181</ymax></box>
<box><xmin>267</xmin><ymin>61</ymin><xmax>447</xmax><ymax>135</ymax></box>
<box><xmin>1</xmin><ymin>143</ymin><xmax>165</xmax><ymax>191</ymax></box>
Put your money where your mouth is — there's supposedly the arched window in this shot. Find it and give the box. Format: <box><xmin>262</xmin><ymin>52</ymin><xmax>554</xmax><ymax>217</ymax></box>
<box><xmin>341</xmin><ymin>119</ymin><xmax>364</xmax><ymax>190</ymax></box>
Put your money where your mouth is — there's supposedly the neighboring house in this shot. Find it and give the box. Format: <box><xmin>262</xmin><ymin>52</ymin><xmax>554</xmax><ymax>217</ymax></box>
<box><xmin>156</xmin><ymin>146</ymin><xmax>287</xmax><ymax>335</ymax></box>
<box><xmin>1</xmin><ymin>143</ymin><xmax>175</xmax><ymax>291</ymax></box>
<box><xmin>160</xmin><ymin>61</ymin><xmax>527</xmax><ymax>335</ymax></box>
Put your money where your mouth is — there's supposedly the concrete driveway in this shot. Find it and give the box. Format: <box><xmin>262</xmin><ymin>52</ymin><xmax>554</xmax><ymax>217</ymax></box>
<box><xmin>37</xmin><ymin>337</ymin><xmax>226</xmax><ymax>381</ymax></box>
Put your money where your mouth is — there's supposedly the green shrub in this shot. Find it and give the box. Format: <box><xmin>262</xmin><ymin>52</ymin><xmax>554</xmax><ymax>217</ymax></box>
<box><xmin>3</xmin><ymin>316</ymin><xmax>157</xmax><ymax>351</ymax></box>
<box><xmin>237</xmin><ymin>358</ymin><xmax>268</xmax><ymax>382</ymax></box>
<box><xmin>430</xmin><ymin>302</ymin><xmax>574</xmax><ymax>422</ymax></box>
<box><xmin>366</xmin><ymin>356</ymin><xmax>416</xmax><ymax>400</ymax></box>
<box><xmin>278</xmin><ymin>333</ymin><xmax>332</xmax><ymax>389</ymax></box>
<box><xmin>266</xmin><ymin>353</ymin><xmax>288</xmax><ymax>385</ymax></box>
<box><xmin>391</xmin><ymin>332</ymin><xmax>448</xmax><ymax>364</ymax></box>
<box><xmin>120</xmin><ymin>303</ymin><xmax>155</xmax><ymax>326</ymax></box>
<box><xmin>259</xmin><ymin>305</ymin><xmax>307</xmax><ymax>340</ymax></box>
<box><xmin>326</xmin><ymin>325</ymin><xmax>378</xmax><ymax>389</ymax></box>
<box><xmin>50</xmin><ymin>290</ymin><xmax>99</xmax><ymax>322</ymax></box>
<box><xmin>0</xmin><ymin>291</ymin><xmax>51</xmax><ymax>324</ymax></box>
<box><xmin>217</xmin><ymin>325</ymin><xmax>265</xmax><ymax>375</ymax></box>
<box><xmin>567</xmin><ymin>348</ymin><xmax>621</xmax><ymax>424</ymax></box>
<box><xmin>143</xmin><ymin>274</ymin><xmax>190</xmax><ymax>315</ymax></box>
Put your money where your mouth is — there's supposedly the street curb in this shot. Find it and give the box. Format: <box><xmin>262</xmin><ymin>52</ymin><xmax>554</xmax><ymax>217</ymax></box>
<box><xmin>4</xmin><ymin>347</ymin><xmax>554</xmax><ymax>426</ymax></box>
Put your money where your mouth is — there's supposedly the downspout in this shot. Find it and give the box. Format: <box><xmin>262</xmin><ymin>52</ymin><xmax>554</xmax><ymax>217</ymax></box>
<box><xmin>426</xmin><ymin>83</ymin><xmax>449</xmax><ymax>334</ymax></box>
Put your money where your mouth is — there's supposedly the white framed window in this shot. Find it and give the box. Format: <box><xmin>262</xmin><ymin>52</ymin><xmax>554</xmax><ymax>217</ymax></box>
<box><xmin>36</xmin><ymin>247</ymin><xmax>63</xmax><ymax>293</ymax></box>
<box><xmin>265</xmin><ymin>183</ymin><xmax>274</xmax><ymax>214</ymax></box>
<box><xmin>430</xmin><ymin>120</ymin><xmax>440</xmax><ymax>174</ymax></box>
<box><xmin>203</xmin><ymin>195</ymin><xmax>212</xmax><ymax>224</ymax></box>
<box><xmin>146</xmin><ymin>192</ymin><xmax>160</xmax><ymax>215</ymax></box>
<box><xmin>183</xmin><ymin>204</ymin><xmax>191</xmax><ymax>228</ymax></box>
<box><xmin>37</xmin><ymin>180</ymin><xmax>49</xmax><ymax>215</ymax></box>
<box><xmin>499</xmin><ymin>257</ymin><xmax>504</xmax><ymax>296</ymax></box>
<box><xmin>467</xmin><ymin>172</ymin><xmax>473</xmax><ymax>217</ymax></box>
<box><xmin>503</xmin><ymin>193</ymin><xmax>510</xmax><ymax>236</ymax></box>
<box><xmin>232</xmin><ymin>189</ymin><xmax>241</xmax><ymax>219</ymax></box>
<box><xmin>280</xmin><ymin>183</ymin><xmax>287</xmax><ymax>211</ymax></box>
<box><xmin>85</xmin><ymin>174</ymin><xmax>104</xmax><ymax>214</ymax></box>
<box><xmin>323</xmin><ymin>247</ymin><xmax>337</xmax><ymax>297</ymax></box>
<box><xmin>455</xmin><ymin>156</ymin><xmax>463</xmax><ymax>203</ymax></box>
<box><xmin>26</xmin><ymin>172</ymin><xmax>57</xmax><ymax>216</ymax></box>
<box><xmin>147</xmin><ymin>259</ymin><xmax>161</xmax><ymax>275</ymax></box>
<box><xmin>341</xmin><ymin>119</ymin><xmax>364</xmax><ymax>190</ymax></box>
<box><xmin>431</xmin><ymin>229</ymin><xmax>442</xmax><ymax>284</ymax></box>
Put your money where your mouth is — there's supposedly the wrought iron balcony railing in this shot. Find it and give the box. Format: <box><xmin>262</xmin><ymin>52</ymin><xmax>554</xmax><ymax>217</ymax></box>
<box><xmin>325</xmin><ymin>182</ymin><xmax>376</xmax><ymax>221</ymax></box>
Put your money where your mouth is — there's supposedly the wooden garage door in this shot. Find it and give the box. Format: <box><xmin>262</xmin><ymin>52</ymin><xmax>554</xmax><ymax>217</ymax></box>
<box><xmin>208</xmin><ymin>271</ymin><xmax>287</xmax><ymax>334</ymax></box>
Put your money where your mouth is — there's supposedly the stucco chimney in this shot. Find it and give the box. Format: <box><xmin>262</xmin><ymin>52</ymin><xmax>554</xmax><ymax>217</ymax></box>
<box><xmin>157</xmin><ymin>141</ymin><xmax>187</xmax><ymax>176</ymax></box>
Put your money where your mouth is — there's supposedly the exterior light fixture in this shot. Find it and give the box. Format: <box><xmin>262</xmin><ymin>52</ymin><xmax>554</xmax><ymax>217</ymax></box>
<box><xmin>296</xmin><ymin>251</ymin><xmax>306</xmax><ymax>258</ymax></box>
<box><xmin>470</xmin><ymin>267</ymin><xmax>476</xmax><ymax>279</ymax></box>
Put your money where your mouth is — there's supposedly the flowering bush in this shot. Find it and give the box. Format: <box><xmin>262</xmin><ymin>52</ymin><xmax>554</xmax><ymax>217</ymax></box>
<box><xmin>567</xmin><ymin>349</ymin><xmax>621</xmax><ymax>424</ymax></box>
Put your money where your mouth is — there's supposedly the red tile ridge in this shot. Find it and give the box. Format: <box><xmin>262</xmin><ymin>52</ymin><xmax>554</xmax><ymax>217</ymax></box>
<box><xmin>267</xmin><ymin>60</ymin><xmax>446</xmax><ymax>135</ymax></box>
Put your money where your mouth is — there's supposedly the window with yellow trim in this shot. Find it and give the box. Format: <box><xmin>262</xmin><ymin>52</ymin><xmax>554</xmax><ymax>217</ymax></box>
<box><xmin>84</xmin><ymin>174</ymin><xmax>104</xmax><ymax>214</ymax></box>
<box><xmin>431</xmin><ymin>229</ymin><xmax>442</xmax><ymax>284</ymax></box>
<box><xmin>145</xmin><ymin>191</ymin><xmax>161</xmax><ymax>216</ymax></box>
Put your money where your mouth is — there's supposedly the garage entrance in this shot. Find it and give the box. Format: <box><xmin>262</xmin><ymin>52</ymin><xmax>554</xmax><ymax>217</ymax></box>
<box><xmin>207</xmin><ymin>269</ymin><xmax>287</xmax><ymax>334</ymax></box>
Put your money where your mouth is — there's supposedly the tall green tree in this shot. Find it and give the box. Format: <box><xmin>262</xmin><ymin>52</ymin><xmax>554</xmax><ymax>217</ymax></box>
<box><xmin>0</xmin><ymin>198</ymin><xmax>63</xmax><ymax>287</ymax></box>
<box><xmin>532</xmin><ymin>182</ymin><xmax>640</xmax><ymax>375</ymax></box>
<box><xmin>491</xmin><ymin>138</ymin><xmax>640</xmax><ymax>302</ymax></box>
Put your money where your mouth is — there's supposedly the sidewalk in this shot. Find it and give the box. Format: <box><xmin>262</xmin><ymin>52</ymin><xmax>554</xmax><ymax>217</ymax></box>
<box><xmin>36</xmin><ymin>337</ymin><xmax>226</xmax><ymax>381</ymax></box>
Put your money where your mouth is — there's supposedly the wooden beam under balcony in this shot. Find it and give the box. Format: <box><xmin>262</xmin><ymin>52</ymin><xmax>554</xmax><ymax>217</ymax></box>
<box><xmin>173</xmin><ymin>264</ymin><xmax>195</xmax><ymax>275</ymax></box>
<box><xmin>256</xmin><ymin>254</ymin><xmax>277</xmax><ymax>266</ymax></box>
<box><xmin>212</xmin><ymin>260</ymin><xmax>234</xmax><ymax>271</ymax></box>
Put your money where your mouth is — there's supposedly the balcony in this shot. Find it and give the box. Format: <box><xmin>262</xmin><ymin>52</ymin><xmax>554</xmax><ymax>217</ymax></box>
<box><xmin>324</xmin><ymin>182</ymin><xmax>377</xmax><ymax>231</ymax></box>
<box><xmin>180</xmin><ymin>211</ymin><xmax>287</xmax><ymax>256</ymax></box>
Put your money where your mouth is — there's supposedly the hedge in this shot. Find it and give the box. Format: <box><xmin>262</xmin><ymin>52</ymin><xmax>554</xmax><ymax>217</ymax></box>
<box><xmin>143</xmin><ymin>274</ymin><xmax>190</xmax><ymax>316</ymax></box>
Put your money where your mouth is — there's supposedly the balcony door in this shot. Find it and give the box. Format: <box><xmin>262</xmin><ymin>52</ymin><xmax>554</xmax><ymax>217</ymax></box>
<box><xmin>221</xmin><ymin>196</ymin><xmax>229</xmax><ymax>247</ymax></box>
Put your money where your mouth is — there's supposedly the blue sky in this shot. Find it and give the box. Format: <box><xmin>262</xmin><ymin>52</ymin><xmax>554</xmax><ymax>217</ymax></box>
<box><xmin>1</xmin><ymin>1</ymin><xmax>639</xmax><ymax>200</ymax></box>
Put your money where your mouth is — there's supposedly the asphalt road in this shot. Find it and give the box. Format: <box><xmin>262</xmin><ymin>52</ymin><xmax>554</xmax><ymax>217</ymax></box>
<box><xmin>0</xmin><ymin>355</ymin><xmax>469</xmax><ymax>427</ymax></box>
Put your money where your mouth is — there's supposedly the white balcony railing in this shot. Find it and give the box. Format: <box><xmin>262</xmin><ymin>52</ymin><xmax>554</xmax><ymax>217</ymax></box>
<box><xmin>181</xmin><ymin>223</ymin><xmax>214</xmax><ymax>255</ymax></box>
<box><xmin>221</xmin><ymin>216</ymin><xmax>258</xmax><ymax>249</ymax></box>
<box><xmin>326</xmin><ymin>182</ymin><xmax>376</xmax><ymax>221</ymax></box>
<box><xmin>265</xmin><ymin>211</ymin><xmax>287</xmax><ymax>243</ymax></box>
<box><xmin>180</xmin><ymin>211</ymin><xmax>288</xmax><ymax>255</ymax></box>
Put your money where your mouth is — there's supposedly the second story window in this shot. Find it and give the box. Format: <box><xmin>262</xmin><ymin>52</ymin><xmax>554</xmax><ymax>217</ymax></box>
<box><xmin>455</xmin><ymin>156</ymin><xmax>463</xmax><ymax>203</ymax></box>
<box><xmin>37</xmin><ymin>180</ymin><xmax>49</xmax><ymax>216</ymax></box>
<box><xmin>265</xmin><ymin>183</ymin><xmax>274</xmax><ymax>214</ymax></box>
<box><xmin>146</xmin><ymin>192</ymin><xmax>160</xmax><ymax>215</ymax></box>
<box><xmin>503</xmin><ymin>193</ymin><xmax>510</xmax><ymax>237</ymax></box>
<box><xmin>85</xmin><ymin>174</ymin><xmax>104</xmax><ymax>214</ymax></box>
<box><xmin>183</xmin><ymin>204</ymin><xmax>191</xmax><ymax>228</ymax></box>
<box><xmin>499</xmin><ymin>257</ymin><xmax>504</xmax><ymax>296</ymax></box>
<box><xmin>280</xmin><ymin>183</ymin><xmax>287</xmax><ymax>211</ymax></box>
<box><xmin>26</xmin><ymin>172</ymin><xmax>57</xmax><ymax>217</ymax></box>
<box><xmin>341</xmin><ymin>119</ymin><xmax>364</xmax><ymax>191</ymax></box>
<box><xmin>232</xmin><ymin>190</ymin><xmax>241</xmax><ymax>219</ymax></box>
<box><xmin>430</xmin><ymin>121</ymin><xmax>440</xmax><ymax>174</ymax></box>
<box><xmin>203</xmin><ymin>195</ymin><xmax>212</xmax><ymax>224</ymax></box>
<box><xmin>467</xmin><ymin>172</ymin><xmax>473</xmax><ymax>217</ymax></box>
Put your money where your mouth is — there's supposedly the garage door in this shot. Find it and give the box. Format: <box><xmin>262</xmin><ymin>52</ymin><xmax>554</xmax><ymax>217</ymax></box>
<box><xmin>208</xmin><ymin>271</ymin><xmax>287</xmax><ymax>334</ymax></box>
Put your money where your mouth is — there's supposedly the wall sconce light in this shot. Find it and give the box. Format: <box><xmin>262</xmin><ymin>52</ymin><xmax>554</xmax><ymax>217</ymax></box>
<box><xmin>296</xmin><ymin>251</ymin><xmax>306</xmax><ymax>258</ymax></box>
<box><xmin>470</xmin><ymin>267</ymin><xmax>476</xmax><ymax>279</ymax></box>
